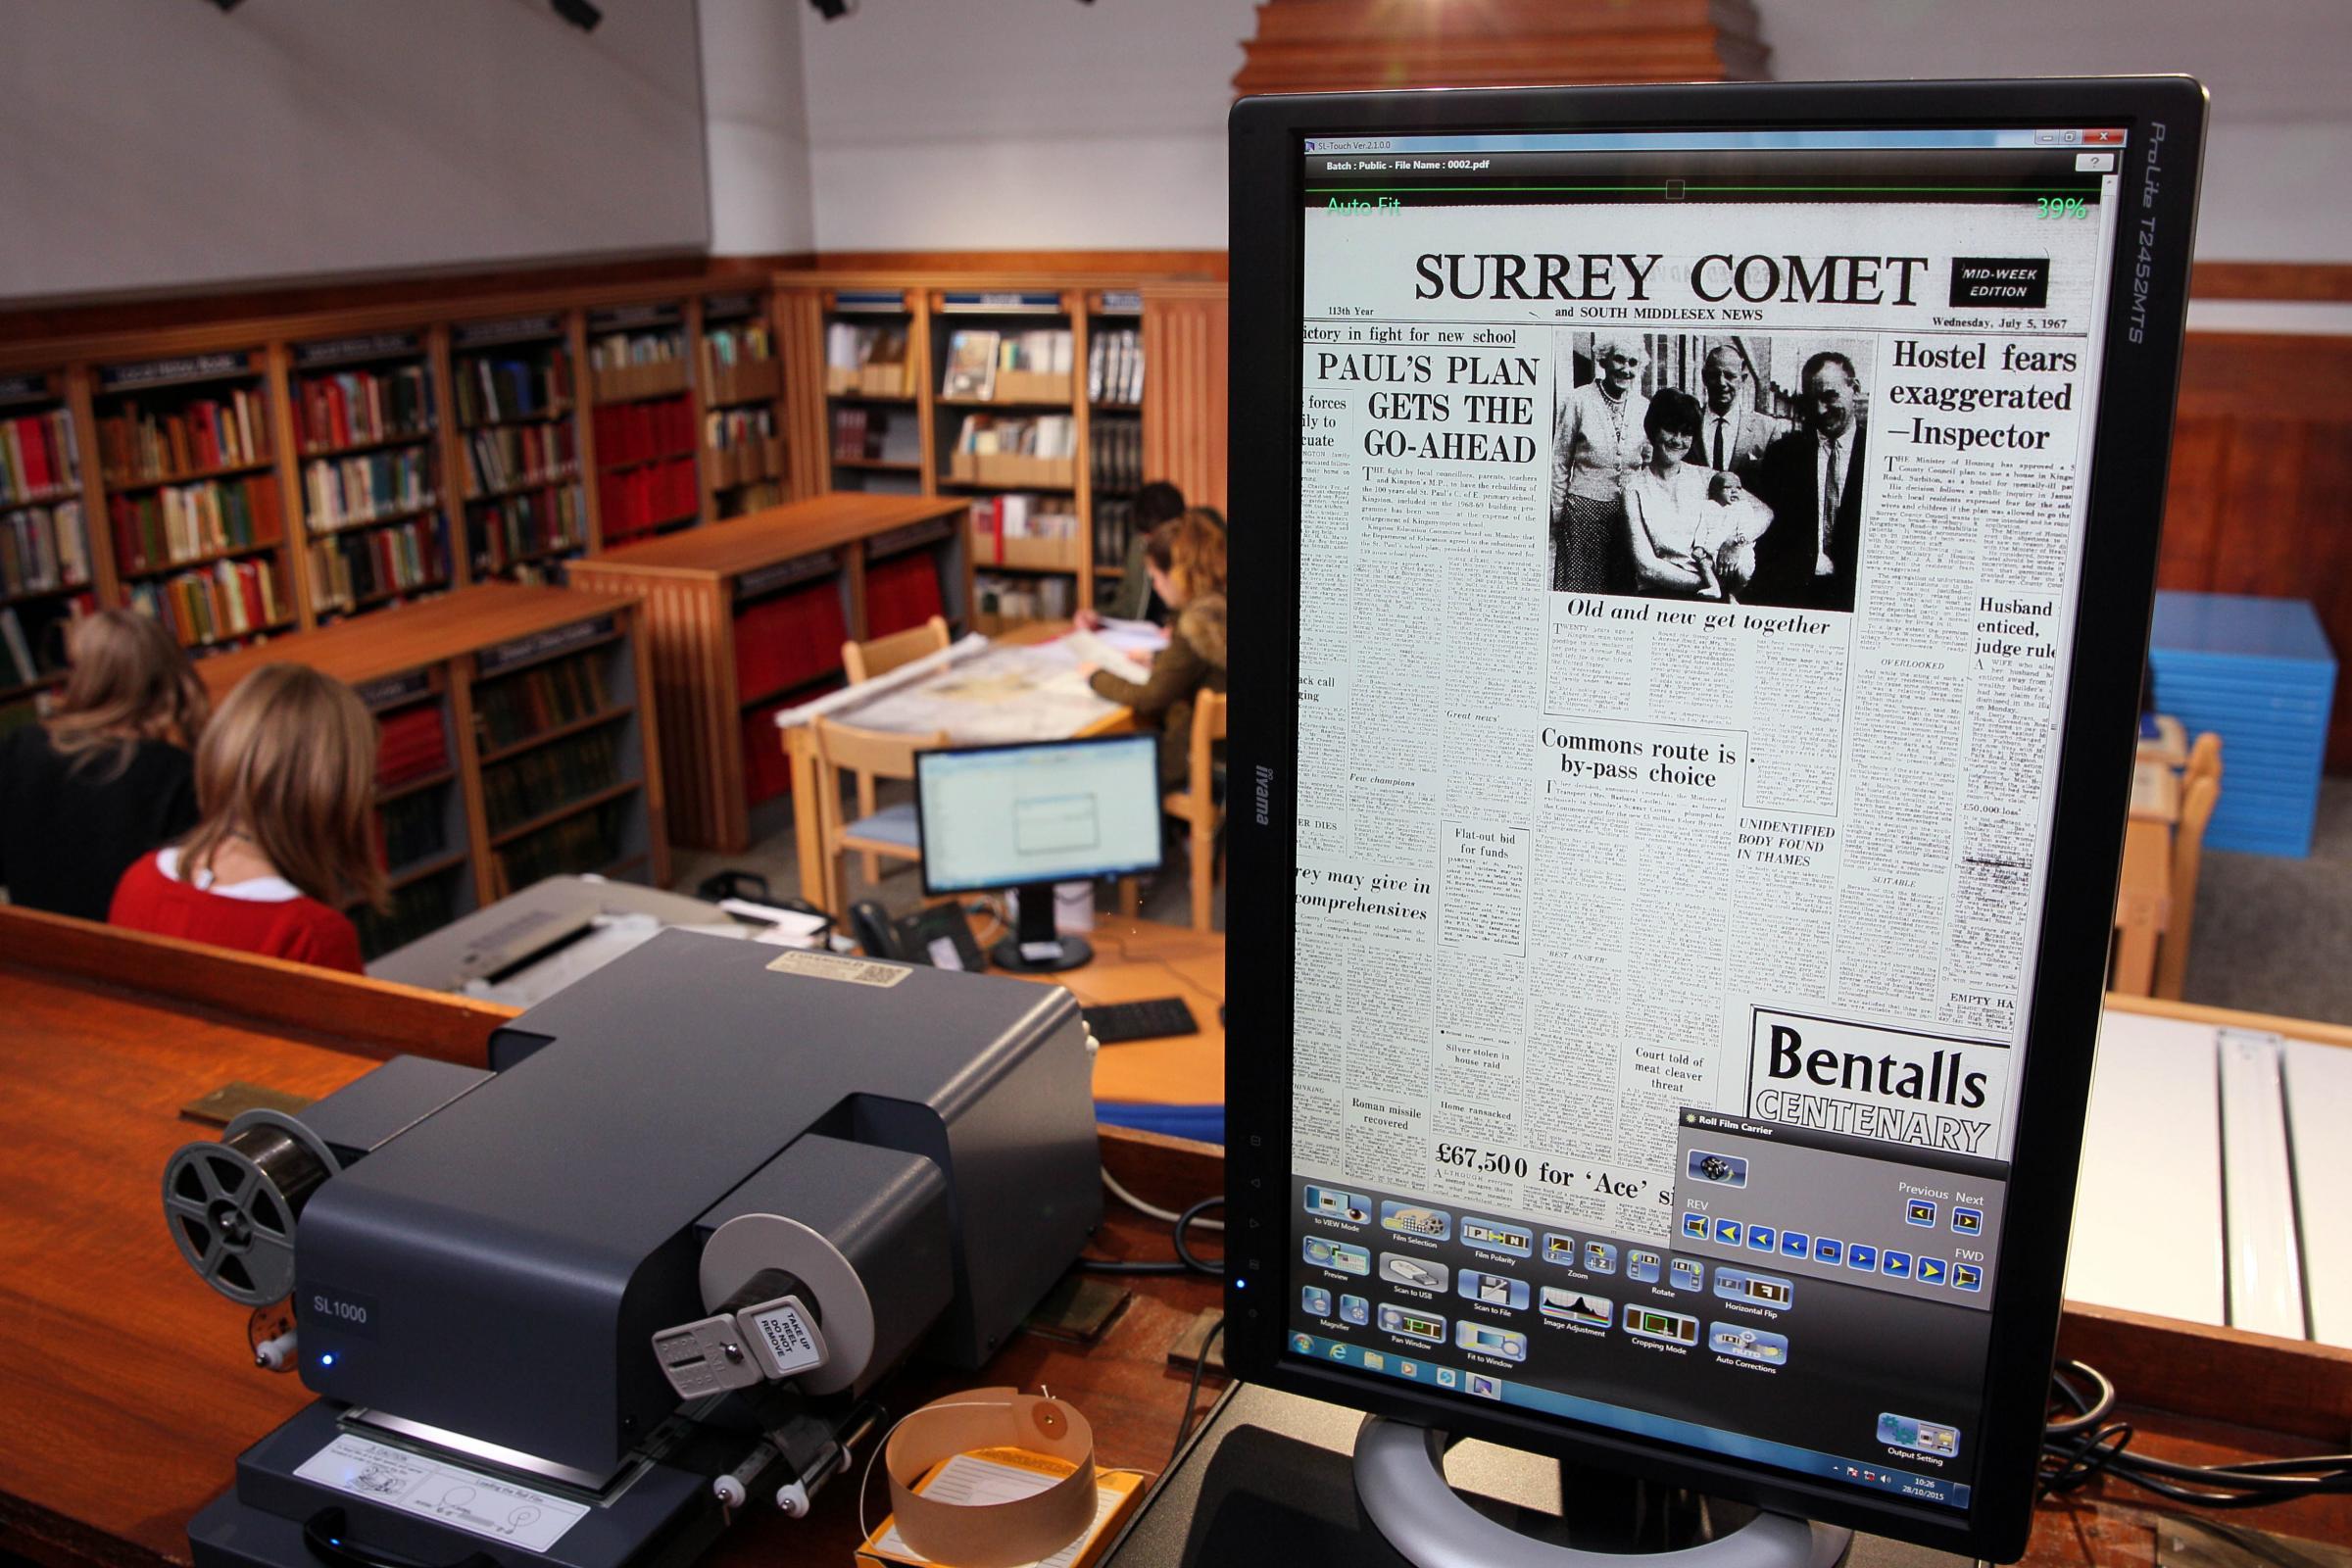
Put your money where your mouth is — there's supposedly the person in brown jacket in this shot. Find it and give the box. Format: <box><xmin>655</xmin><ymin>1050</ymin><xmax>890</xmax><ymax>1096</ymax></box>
<box><xmin>1083</xmin><ymin>510</ymin><xmax>1227</xmax><ymax>786</ymax></box>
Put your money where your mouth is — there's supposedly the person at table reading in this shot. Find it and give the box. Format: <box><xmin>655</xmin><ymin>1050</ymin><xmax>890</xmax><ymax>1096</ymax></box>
<box><xmin>1082</xmin><ymin>510</ymin><xmax>1227</xmax><ymax>785</ymax></box>
<box><xmin>1081</xmin><ymin>479</ymin><xmax>1189</xmax><ymax>627</ymax></box>
<box><xmin>110</xmin><ymin>663</ymin><xmax>384</xmax><ymax>972</ymax></box>
<box><xmin>0</xmin><ymin>609</ymin><xmax>208</xmax><ymax>922</ymax></box>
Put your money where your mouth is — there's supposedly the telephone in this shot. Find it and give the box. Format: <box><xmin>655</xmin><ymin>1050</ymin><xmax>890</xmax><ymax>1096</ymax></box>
<box><xmin>849</xmin><ymin>901</ymin><xmax>988</xmax><ymax>973</ymax></box>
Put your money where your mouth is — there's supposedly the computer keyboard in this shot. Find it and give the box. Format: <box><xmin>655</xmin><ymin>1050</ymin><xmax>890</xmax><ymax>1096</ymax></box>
<box><xmin>1082</xmin><ymin>997</ymin><xmax>1200</xmax><ymax>1045</ymax></box>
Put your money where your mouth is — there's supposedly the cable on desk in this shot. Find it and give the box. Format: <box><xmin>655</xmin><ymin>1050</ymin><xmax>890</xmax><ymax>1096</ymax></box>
<box><xmin>1166</xmin><ymin>1316</ymin><xmax>1226</xmax><ymax>1475</ymax></box>
<box><xmin>2039</xmin><ymin>1358</ymin><xmax>2352</xmax><ymax>1508</ymax></box>
<box><xmin>1103</xmin><ymin>1168</ymin><xmax>1226</xmax><ymax>1232</ymax></box>
<box><xmin>1078</xmin><ymin>1195</ymin><xmax>1225</xmax><ymax>1277</ymax></box>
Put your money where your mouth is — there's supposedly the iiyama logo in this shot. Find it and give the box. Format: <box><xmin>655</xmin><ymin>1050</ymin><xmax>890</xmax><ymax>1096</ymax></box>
<box><xmin>1253</xmin><ymin>763</ymin><xmax>1273</xmax><ymax>825</ymax></box>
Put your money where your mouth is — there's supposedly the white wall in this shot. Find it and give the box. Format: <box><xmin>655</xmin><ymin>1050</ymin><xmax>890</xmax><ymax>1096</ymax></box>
<box><xmin>798</xmin><ymin>0</ymin><xmax>1255</xmax><ymax>251</ymax></box>
<box><xmin>0</xmin><ymin>0</ymin><xmax>711</xmax><ymax>302</ymax></box>
<box><xmin>702</xmin><ymin>0</ymin><xmax>816</xmax><ymax>254</ymax></box>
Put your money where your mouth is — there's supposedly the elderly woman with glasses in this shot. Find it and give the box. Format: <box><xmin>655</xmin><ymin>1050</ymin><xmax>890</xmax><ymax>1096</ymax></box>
<box><xmin>1548</xmin><ymin>330</ymin><xmax>1651</xmax><ymax>594</ymax></box>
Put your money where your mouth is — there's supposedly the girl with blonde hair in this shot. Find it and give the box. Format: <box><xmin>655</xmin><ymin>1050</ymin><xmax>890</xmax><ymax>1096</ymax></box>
<box><xmin>109</xmin><ymin>662</ymin><xmax>384</xmax><ymax>971</ymax></box>
<box><xmin>0</xmin><ymin>609</ymin><xmax>208</xmax><ymax>920</ymax></box>
<box><xmin>1083</xmin><ymin>509</ymin><xmax>1228</xmax><ymax>785</ymax></box>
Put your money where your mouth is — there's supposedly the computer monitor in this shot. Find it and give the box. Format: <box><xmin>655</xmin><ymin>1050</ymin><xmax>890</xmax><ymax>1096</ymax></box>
<box><xmin>915</xmin><ymin>733</ymin><xmax>1165</xmax><ymax>972</ymax></box>
<box><xmin>1223</xmin><ymin>78</ymin><xmax>2205</xmax><ymax>1562</ymax></box>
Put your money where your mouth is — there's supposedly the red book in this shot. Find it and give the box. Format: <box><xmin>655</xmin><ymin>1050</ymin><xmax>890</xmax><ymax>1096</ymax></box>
<box><xmin>22</xmin><ymin>416</ymin><xmax>52</xmax><ymax>492</ymax></box>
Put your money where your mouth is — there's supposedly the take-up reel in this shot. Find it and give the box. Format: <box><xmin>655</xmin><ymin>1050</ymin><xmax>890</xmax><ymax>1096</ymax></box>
<box><xmin>162</xmin><ymin>1109</ymin><xmax>340</xmax><ymax>1307</ymax></box>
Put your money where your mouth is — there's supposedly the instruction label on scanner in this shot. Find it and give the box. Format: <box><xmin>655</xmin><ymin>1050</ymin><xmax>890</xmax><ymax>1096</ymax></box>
<box><xmin>747</xmin><ymin>1298</ymin><xmax>826</xmax><ymax>1376</ymax></box>
<box><xmin>293</xmin><ymin>1435</ymin><xmax>587</xmax><ymax>1551</ymax></box>
<box><xmin>765</xmin><ymin>950</ymin><xmax>910</xmax><ymax>987</ymax></box>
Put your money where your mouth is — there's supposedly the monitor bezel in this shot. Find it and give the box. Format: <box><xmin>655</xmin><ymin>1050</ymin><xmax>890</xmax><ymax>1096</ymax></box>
<box><xmin>911</xmin><ymin>731</ymin><xmax>1169</xmax><ymax>897</ymax></box>
<box><xmin>1223</xmin><ymin>76</ymin><xmax>2205</xmax><ymax>1560</ymax></box>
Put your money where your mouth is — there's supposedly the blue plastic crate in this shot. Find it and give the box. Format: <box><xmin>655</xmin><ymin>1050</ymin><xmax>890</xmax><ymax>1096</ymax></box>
<box><xmin>2149</xmin><ymin>592</ymin><xmax>2336</xmax><ymax>857</ymax></box>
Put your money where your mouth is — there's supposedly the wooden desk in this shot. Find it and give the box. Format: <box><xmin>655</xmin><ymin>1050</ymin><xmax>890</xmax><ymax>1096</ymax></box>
<box><xmin>998</xmin><ymin>916</ymin><xmax>1226</xmax><ymax>1113</ymax></box>
<box><xmin>2111</xmin><ymin>760</ymin><xmax>2180</xmax><ymax>996</ymax></box>
<box><xmin>566</xmin><ymin>492</ymin><xmax>972</xmax><ymax>852</ymax></box>
<box><xmin>777</xmin><ymin>620</ymin><xmax>1134</xmax><ymax>907</ymax></box>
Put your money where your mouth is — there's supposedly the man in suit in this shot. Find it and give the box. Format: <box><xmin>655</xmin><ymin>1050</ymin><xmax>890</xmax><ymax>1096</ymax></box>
<box><xmin>1741</xmin><ymin>351</ymin><xmax>1866</xmax><ymax>613</ymax></box>
<box><xmin>1698</xmin><ymin>344</ymin><xmax>1786</xmax><ymax>483</ymax></box>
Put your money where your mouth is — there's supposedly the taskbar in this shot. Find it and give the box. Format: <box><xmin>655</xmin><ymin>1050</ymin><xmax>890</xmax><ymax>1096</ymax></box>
<box><xmin>1291</xmin><ymin>1332</ymin><xmax>1971</xmax><ymax>1510</ymax></box>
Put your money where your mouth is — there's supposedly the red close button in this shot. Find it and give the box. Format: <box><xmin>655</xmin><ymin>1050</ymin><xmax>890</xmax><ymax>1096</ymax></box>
<box><xmin>2082</xmin><ymin>127</ymin><xmax>2127</xmax><ymax>145</ymax></box>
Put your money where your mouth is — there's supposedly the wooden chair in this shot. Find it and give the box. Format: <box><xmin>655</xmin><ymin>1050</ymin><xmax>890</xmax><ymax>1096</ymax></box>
<box><xmin>838</xmin><ymin>615</ymin><xmax>950</xmax><ymax>880</ymax></box>
<box><xmin>842</xmin><ymin>614</ymin><xmax>950</xmax><ymax>684</ymax></box>
<box><xmin>2184</xmin><ymin>729</ymin><xmax>2222</xmax><ymax>792</ymax></box>
<box><xmin>2154</xmin><ymin>768</ymin><xmax>2223</xmax><ymax>1002</ymax></box>
<box><xmin>1162</xmin><ymin>691</ymin><xmax>1229</xmax><ymax>933</ymax></box>
<box><xmin>809</xmin><ymin>716</ymin><xmax>947</xmax><ymax>916</ymax></box>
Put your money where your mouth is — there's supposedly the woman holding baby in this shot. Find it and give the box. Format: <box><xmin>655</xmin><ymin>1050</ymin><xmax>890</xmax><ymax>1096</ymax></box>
<box><xmin>1622</xmin><ymin>388</ymin><xmax>1774</xmax><ymax>601</ymax></box>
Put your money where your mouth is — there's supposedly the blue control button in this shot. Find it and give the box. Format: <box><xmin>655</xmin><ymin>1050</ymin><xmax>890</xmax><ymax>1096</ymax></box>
<box><xmin>1848</xmin><ymin>1243</ymin><xmax>1879</xmax><ymax>1272</ymax></box>
<box><xmin>1627</xmin><ymin>1250</ymin><xmax>1661</xmax><ymax>1285</ymax></box>
<box><xmin>1302</xmin><ymin>1286</ymin><xmax>1332</xmax><ymax>1316</ymax></box>
<box><xmin>1905</xmin><ymin>1199</ymin><xmax>1937</xmax><ymax>1228</ymax></box>
<box><xmin>1780</xmin><ymin>1230</ymin><xmax>1810</xmax><ymax>1259</ymax></box>
<box><xmin>1681</xmin><ymin>1213</ymin><xmax>1711</xmax><ymax>1243</ymax></box>
<box><xmin>1714</xmin><ymin>1217</ymin><xmax>1742</xmax><ymax>1246</ymax></box>
<box><xmin>1813</xmin><ymin>1237</ymin><xmax>1843</xmax><ymax>1266</ymax></box>
<box><xmin>1951</xmin><ymin>1206</ymin><xmax>1984</xmax><ymax>1236</ymax></box>
<box><xmin>1341</xmin><ymin>1294</ymin><xmax>1370</xmax><ymax>1325</ymax></box>
<box><xmin>1583</xmin><ymin>1241</ymin><xmax>1619</xmax><ymax>1275</ymax></box>
<box><xmin>1882</xmin><ymin>1250</ymin><xmax>1913</xmax><ymax>1280</ymax></box>
<box><xmin>1747</xmin><ymin>1225</ymin><xmax>1777</xmax><ymax>1251</ymax></box>
<box><xmin>1952</xmin><ymin>1262</ymin><xmax>1984</xmax><ymax>1292</ymax></box>
<box><xmin>1669</xmin><ymin>1257</ymin><xmax>1704</xmax><ymax>1292</ymax></box>
<box><xmin>1917</xmin><ymin>1257</ymin><xmax>1949</xmax><ymax>1286</ymax></box>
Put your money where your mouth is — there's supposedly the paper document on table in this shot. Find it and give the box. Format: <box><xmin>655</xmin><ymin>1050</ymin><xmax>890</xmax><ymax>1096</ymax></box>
<box><xmin>824</xmin><ymin>642</ymin><xmax>1122</xmax><ymax>744</ymax></box>
<box><xmin>772</xmin><ymin>635</ymin><xmax>991</xmax><ymax>731</ymax></box>
<box><xmin>1096</xmin><ymin>616</ymin><xmax>1170</xmax><ymax>655</ymax></box>
<box><xmin>1061</xmin><ymin>630</ymin><xmax>1152</xmax><ymax>686</ymax></box>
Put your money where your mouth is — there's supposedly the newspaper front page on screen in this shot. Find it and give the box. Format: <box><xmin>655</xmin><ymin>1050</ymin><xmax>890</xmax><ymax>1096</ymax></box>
<box><xmin>1292</xmin><ymin>190</ymin><xmax>2120</xmax><ymax>1244</ymax></box>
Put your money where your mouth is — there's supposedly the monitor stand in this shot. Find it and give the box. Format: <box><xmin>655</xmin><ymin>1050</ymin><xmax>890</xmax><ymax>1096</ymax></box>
<box><xmin>991</xmin><ymin>881</ymin><xmax>1094</xmax><ymax>973</ymax></box>
<box><xmin>1356</xmin><ymin>1417</ymin><xmax>1851</xmax><ymax>1568</ymax></box>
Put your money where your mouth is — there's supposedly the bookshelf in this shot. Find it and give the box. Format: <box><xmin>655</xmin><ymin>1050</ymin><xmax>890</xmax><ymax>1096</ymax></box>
<box><xmin>587</xmin><ymin>302</ymin><xmax>702</xmax><ymax>549</ymax></box>
<box><xmin>287</xmin><ymin>329</ymin><xmax>452</xmax><ymax>622</ymax></box>
<box><xmin>449</xmin><ymin>314</ymin><xmax>584</xmax><ymax>586</ymax></box>
<box><xmin>90</xmin><ymin>349</ymin><xmax>295</xmax><ymax>658</ymax></box>
<box><xmin>1086</xmin><ymin>290</ymin><xmax>1147</xmax><ymax>602</ymax></box>
<box><xmin>192</xmin><ymin>584</ymin><xmax>668</xmax><ymax>958</ymax></box>
<box><xmin>820</xmin><ymin>289</ymin><xmax>926</xmax><ymax>501</ymax></box>
<box><xmin>0</xmin><ymin>368</ymin><xmax>99</xmax><ymax>726</ymax></box>
<box><xmin>698</xmin><ymin>291</ymin><xmax>790</xmax><ymax>520</ymax></box>
<box><xmin>565</xmin><ymin>492</ymin><xmax>968</xmax><ymax>852</ymax></box>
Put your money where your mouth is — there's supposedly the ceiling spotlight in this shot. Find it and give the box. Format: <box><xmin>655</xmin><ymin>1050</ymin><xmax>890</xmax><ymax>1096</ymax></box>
<box><xmin>808</xmin><ymin>0</ymin><xmax>858</xmax><ymax>20</ymax></box>
<box><xmin>210</xmin><ymin>0</ymin><xmax>246</xmax><ymax>11</ymax></box>
<box><xmin>551</xmin><ymin>0</ymin><xmax>602</xmax><ymax>31</ymax></box>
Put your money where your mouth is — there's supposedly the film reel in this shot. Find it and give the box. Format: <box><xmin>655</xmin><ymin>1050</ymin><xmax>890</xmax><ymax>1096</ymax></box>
<box><xmin>162</xmin><ymin>1110</ymin><xmax>339</xmax><ymax>1306</ymax></box>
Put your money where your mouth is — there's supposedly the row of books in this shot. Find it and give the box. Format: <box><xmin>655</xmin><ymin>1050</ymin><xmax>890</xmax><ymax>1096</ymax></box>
<box><xmin>474</xmin><ymin>647</ymin><xmax>613</xmax><ymax>750</ymax></box>
<box><xmin>703</xmin><ymin>321</ymin><xmax>772</xmax><ymax>369</ymax></box>
<box><xmin>941</xmin><ymin>329</ymin><xmax>1072</xmax><ymax>398</ymax></box>
<box><xmin>1089</xmin><ymin>416</ymin><xmax>1144</xmax><ymax>493</ymax></box>
<box><xmin>109</xmin><ymin>476</ymin><xmax>283</xmax><ymax>574</ymax></box>
<box><xmin>1093</xmin><ymin>497</ymin><xmax>1147</xmax><ymax>572</ymax></box>
<box><xmin>829</xmin><ymin>406</ymin><xmax>910</xmax><ymax>462</ymax></box>
<box><xmin>589</xmin><ymin>329</ymin><xmax>684</xmax><ymax>369</ymax></box>
<box><xmin>2</xmin><ymin>503</ymin><xmax>92</xmax><ymax>598</ymax></box>
<box><xmin>970</xmin><ymin>493</ymin><xmax>1080</xmax><ymax>542</ymax></box>
<box><xmin>721</xmin><ymin>479</ymin><xmax>787</xmax><ymax>519</ymax></box>
<box><xmin>1</xmin><ymin>410</ymin><xmax>80</xmax><ymax>501</ymax></box>
<box><xmin>596</xmin><ymin>459</ymin><xmax>698</xmax><ymax>542</ymax></box>
<box><xmin>483</xmin><ymin>725</ymin><xmax>626</xmax><ymax>835</ymax></box>
<box><xmin>0</xmin><ymin>596</ymin><xmax>88</xmax><ymax>691</ymax></box>
<box><xmin>303</xmin><ymin>449</ymin><xmax>435</xmax><ymax>533</ymax></box>
<box><xmin>376</xmin><ymin>703</ymin><xmax>450</xmax><ymax>787</ymax></box>
<box><xmin>309</xmin><ymin>517</ymin><xmax>447</xmax><ymax>614</ymax></box>
<box><xmin>708</xmin><ymin>405</ymin><xmax>775</xmax><ymax>453</ymax></box>
<box><xmin>466</xmin><ymin>423</ymin><xmax>576</xmax><ymax>496</ymax></box>
<box><xmin>376</xmin><ymin>789</ymin><xmax>451</xmax><ymax>871</ymax></box>
<box><xmin>864</xmin><ymin>553</ymin><xmax>947</xmax><ymax>642</ymax></box>
<box><xmin>356</xmin><ymin>874</ymin><xmax>461</xmax><ymax>959</ymax></box>
<box><xmin>976</xmin><ymin>570</ymin><xmax>1073</xmax><ymax>623</ymax></box>
<box><xmin>824</xmin><ymin>322</ymin><xmax>909</xmax><ymax>376</ymax></box>
<box><xmin>1088</xmin><ymin>327</ymin><xmax>1145</xmax><ymax>406</ymax></box>
<box><xmin>495</xmin><ymin>799</ymin><xmax>631</xmax><ymax>889</ymax></box>
<box><xmin>100</xmin><ymin>391</ymin><xmax>270</xmax><ymax>480</ymax></box>
<box><xmin>455</xmin><ymin>351</ymin><xmax>572</xmax><ymax>427</ymax></box>
<box><xmin>467</xmin><ymin>487</ymin><xmax>583</xmax><ymax>575</ymax></box>
<box><xmin>298</xmin><ymin>366</ymin><xmax>433</xmax><ymax>453</ymax></box>
<box><xmin>733</xmin><ymin>580</ymin><xmax>849</xmax><ymax>703</ymax></box>
<box><xmin>129</xmin><ymin>558</ymin><xmax>288</xmax><ymax>649</ymax></box>
<box><xmin>954</xmin><ymin>413</ymin><xmax>1077</xmax><ymax>459</ymax></box>
<box><xmin>593</xmin><ymin>398</ymin><xmax>695</xmax><ymax>467</ymax></box>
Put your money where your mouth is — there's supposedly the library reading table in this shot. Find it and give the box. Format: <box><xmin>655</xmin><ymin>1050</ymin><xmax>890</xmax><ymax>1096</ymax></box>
<box><xmin>2</xmin><ymin>907</ymin><xmax>2346</xmax><ymax>1568</ymax></box>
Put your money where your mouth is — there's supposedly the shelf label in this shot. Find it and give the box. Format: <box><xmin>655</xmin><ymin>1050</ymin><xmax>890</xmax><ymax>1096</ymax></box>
<box><xmin>830</xmin><ymin>290</ymin><xmax>907</xmax><ymax>314</ymax></box>
<box><xmin>295</xmin><ymin>332</ymin><xmax>421</xmax><ymax>368</ymax></box>
<box><xmin>736</xmin><ymin>551</ymin><xmax>840</xmax><ymax>601</ymax></box>
<box><xmin>587</xmin><ymin>303</ymin><xmax>680</xmax><ymax>332</ymax></box>
<box><xmin>100</xmin><ymin>352</ymin><xmax>251</xmax><ymax>390</ymax></box>
<box><xmin>1096</xmin><ymin>290</ymin><xmax>1144</xmax><ymax>315</ymax></box>
<box><xmin>940</xmin><ymin>291</ymin><xmax>1062</xmax><ymax>314</ymax></box>
<box><xmin>478</xmin><ymin>613</ymin><xmax>618</xmax><ymax>677</ymax></box>
<box><xmin>454</xmin><ymin>316</ymin><xmax>562</xmax><ymax>349</ymax></box>
<box><xmin>703</xmin><ymin>292</ymin><xmax>760</xmax><ymax>321</ymax></box>
<box><xmin>0</xmin><ymin>372</ymin><xmax>54</xmax><ymax>407</ymax></box>
<box><xmin>357</xmin><ymin>670</ymin><xmax>436</xmax><ymax>711</ymax></box>
<box><xmin>866</xmin><ymin>517</ymin><xmax>955</xmax><ymax>560</ymax></box>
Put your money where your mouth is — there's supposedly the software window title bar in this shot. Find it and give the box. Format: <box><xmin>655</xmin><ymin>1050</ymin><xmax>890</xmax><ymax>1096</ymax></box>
<box><xmin>1305</xmin><ymin>129</ymin><xmax>2129</xmax><ymax>155</ymax></box>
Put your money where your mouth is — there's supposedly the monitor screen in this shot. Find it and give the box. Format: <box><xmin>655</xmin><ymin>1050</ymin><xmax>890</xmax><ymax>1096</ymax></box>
<box><xmin>915</xmin><ymin>734</ymin><xmax>1165</xmax><ymax>894</ymax></box>
<box><xmin>1225</xmin><ymin>79</ymin><xmax>2204</xmax><ymax>1559</ymax></box>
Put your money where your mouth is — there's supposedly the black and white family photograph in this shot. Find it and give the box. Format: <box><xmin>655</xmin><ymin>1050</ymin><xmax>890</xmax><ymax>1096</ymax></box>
<box><xmin>1546</xmin><ymin>329</ymin><xmax>1873</xmax><ymax>613</ymax></box>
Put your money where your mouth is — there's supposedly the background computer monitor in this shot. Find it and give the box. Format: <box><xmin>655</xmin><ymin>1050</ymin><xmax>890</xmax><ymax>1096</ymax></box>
<box><xmin>1223</xmin><ymin>77</ymin><xmax>2204</xmax><ymax>1561</ymax></box>
<box><xmin>915</xmin><ymin>733</ymin><xmax>1164</xmax><ymax>971</ymax></box>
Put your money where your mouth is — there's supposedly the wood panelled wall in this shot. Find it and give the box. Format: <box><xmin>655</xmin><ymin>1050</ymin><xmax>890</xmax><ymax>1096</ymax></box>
<box><xmin>1143</xmin><ymin>283</ymin><xmax>1230</xmax><ymax>516</ymax></box>
<box><xmin>2159</xmin><ymin>329</ymin><xmax>2352</xmax><ymax>768</ymax></box>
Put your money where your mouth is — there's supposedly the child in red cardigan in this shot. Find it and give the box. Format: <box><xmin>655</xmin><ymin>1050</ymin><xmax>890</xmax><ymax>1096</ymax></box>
<box><xmin>111</xmin><ymin>662</ymin><xmax>384</xmax><ymax>973</ymax></box>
